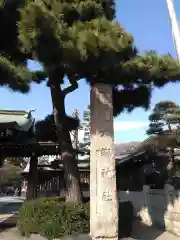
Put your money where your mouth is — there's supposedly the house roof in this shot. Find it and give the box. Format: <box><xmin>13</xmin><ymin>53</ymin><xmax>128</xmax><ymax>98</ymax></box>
<box><xmin>116</xmin><ymin>136</ymin><xmax>180</xmax><ymax>166</ymax></box>
<box><xmin>114</xmin><ymin>142</ymin><xmax>140</xmax><ymax>156</ymax></box>
<box><xmin>0</xmin><ymin>110</ymin><xmax>35</xmax><ymax>132</ymax></box>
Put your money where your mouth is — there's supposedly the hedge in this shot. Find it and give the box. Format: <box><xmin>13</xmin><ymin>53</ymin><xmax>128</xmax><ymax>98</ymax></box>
<box><xmin>17</xmin><ymin>197</ymin><xmax>133</xmax><ymax>239</ymax></box>
<box><xmin>17</xmin><ymin>197</ymin><xmax>89</xmax><ymax>239</ymax></box>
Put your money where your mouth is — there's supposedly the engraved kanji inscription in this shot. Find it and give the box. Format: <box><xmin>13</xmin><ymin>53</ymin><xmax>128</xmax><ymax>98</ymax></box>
<box><xmin>102</xmin><ymin>190</ymin><xmax>112</xmax><ymax>202</ymax></box>
<box><xmin>104</xmin><ymin>109</ymin><xmax>111</xmax><ymax>121</ymax></box>
<box><xmin>99</xmin><ymin>130</ymin><xmax>109</xmax><ymax>137</ymax></box>
<box><xmin>101</xmin><ymin>168</ymin><xmax>116</xmax><ymax>179</ymax></box>
<box><xmin>96</xmin><ymin>147</ymin><xmax>111</xmax><ymax>156</ymax></box>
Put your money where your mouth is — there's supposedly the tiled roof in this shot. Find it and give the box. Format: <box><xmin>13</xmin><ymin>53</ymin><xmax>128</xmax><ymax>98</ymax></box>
<box><xmin>0</xmin><ymin>109</ymin><xmax>35</xmax><ymax>132</ymax></box>
<box><xmin>0</xmin><ymin>110</ymin><xmax>31</xmax><ymax>115</ymax></box>
<box><xmin>114</xmin><ymin>142</ymin><xmax>140</xmax><ymax>156</ymax></box>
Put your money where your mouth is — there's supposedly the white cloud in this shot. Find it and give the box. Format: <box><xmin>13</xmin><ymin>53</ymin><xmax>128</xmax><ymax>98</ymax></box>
<box><xmin>114</xmin><ymin>121</ymin><xmax>149</xmax><ymax>132</ymax></box>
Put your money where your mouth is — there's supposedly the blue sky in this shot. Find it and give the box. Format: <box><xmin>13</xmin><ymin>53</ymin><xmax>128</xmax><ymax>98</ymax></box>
<box><xmin>1</xmin><ymin>0</ymin><xmax>180</xmax><ymax>143</ymax></box>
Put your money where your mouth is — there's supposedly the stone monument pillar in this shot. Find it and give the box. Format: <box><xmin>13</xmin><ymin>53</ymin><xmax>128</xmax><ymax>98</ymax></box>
<box><xmin>90</xmin><ymin>83</ymin><xmax>118</xmax><ymax>240</ymax></box>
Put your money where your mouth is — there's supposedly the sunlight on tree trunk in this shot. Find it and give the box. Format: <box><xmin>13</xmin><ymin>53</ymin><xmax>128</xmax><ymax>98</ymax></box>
<box><xmin>90</xmin><ymin>83</ymin><xmax>118</xmax><ymax>240</ymax></box>
<box><xmin>50</xmin><ymin>82</ymin><xmax>82</xmax><ymax>203</ymax></box>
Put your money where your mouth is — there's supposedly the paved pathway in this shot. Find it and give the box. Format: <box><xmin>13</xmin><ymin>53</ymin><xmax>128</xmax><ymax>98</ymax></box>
<box><xmin>0</xmin><ymin>221</ymin><xmax>179</xmax><ymax>240</ymax></box>
<box><xmin>0</xmin><ymin>196</ymin><xmax>24</xmax><ymax>224</ymax></box>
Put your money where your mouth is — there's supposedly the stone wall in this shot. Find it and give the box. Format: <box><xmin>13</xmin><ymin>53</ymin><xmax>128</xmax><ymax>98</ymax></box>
<box><xmin>119</xmin><ymin>185</ymin><xmax>180</xmax><ymax>236</ymax></box>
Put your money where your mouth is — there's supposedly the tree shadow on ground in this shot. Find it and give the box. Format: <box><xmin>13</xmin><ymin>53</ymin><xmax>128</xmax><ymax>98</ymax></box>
<box><xmin>0</xmin><ymin>223</ymin><xmax>16</xmax><ymax>233</ymax></box>
<box><xmin>130</xmin><ymin>220</ymin><xmax>165</xmax><ymax>240</ymax></box>
<box><xmin>133</xmin><ymin>183</ymin><xmax>180</xmax><ymax>240</ymax></box>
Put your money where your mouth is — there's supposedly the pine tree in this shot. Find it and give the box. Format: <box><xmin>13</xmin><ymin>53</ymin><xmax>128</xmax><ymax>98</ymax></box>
<box><xmin>35</xmin><ymin>114</ymin><xmax>56</xmax><ymax>142</ymax></box>
<box><xmin>147</xmin><ymin>101</ymin><xmax>180</xmax><ymax>173</ymax></box>
<box><xmin>18</xmin><ymin>0</ymin><xmax>180</xmax><ymax>203</ymax></box>
<box><xmin>0</xmin><ymin>0</ymin><xmax>46</xmax><ymax>92</ymax></box>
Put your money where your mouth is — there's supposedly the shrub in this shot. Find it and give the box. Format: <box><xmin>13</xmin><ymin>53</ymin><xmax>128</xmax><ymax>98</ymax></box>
<box><xmin>17</xmin><ymin>198</ymin><xmax>134</xmax><ymax>239</ymax></box>
<box><xmin>17</xmin><ymin>197</ymin><xmax>89</xmax><ymax>240</ymax></box>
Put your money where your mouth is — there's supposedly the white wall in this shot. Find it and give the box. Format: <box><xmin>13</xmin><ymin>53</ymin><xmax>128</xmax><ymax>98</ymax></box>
<box><xmin>118</xmin><ymin>185</ymin><xmax>180</xmax><ymax>236</ymax></box>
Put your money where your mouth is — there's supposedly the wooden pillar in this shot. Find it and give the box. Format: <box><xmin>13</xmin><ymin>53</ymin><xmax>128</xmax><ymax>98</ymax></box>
<box><xmin>26</xmin><ymin>154</ymin><xmax>38</xmax><ymax>200</ymax></box>
<box><xmin>90</xmin><ymin>84</ymin><xmax>118</xmax><ymax>240</ymax></box>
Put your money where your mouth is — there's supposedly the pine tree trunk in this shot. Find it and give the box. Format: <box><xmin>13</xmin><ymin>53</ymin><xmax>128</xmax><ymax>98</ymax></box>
<box><xmin>50</xmin><ymin>80</ymin><xmax>82</xmax><ymax>203</ymax></box>
<box><xmin>167</xmin><ymin>123</ymin><xmax>176</xmax><ymax>175</ymax></box>
<box><xmin>26</xmin><ymin>155</ymin><xmax>38</xmax><ymax>200</ymax></box>
<box><xmin>90</xmin><ymin>83</ymin><xmax>118</xmax><ymax>240</ymax></box>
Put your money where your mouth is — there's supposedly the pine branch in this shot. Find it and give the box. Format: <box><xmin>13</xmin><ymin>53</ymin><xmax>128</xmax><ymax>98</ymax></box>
<box><xmin>0</xmin><ymin>56</ymin><xmax>47</xmax><ymax>92</ymax></box>
<box><xmin>113</xmin><ymin>85</ymin><xmax>151</xmax><ymax>116</ymax></box>
<box><xmin>0</xmin><ymin>56</ymin><xmax>30</xmax><ymax>93</ymax></box>
<box><xmin>31</xmin><ymin>70</ymin><xmax>47</xmax><ymax>83</ymax></box>
<box><xmin>62</xmin><ymin>78</ymin><xmax>78</xmax><ymax>95</ymax></box>
<box><xmin>119</xmin><ymin>52</ymin><xmax>180</xmax><ymax>87</ymax></box>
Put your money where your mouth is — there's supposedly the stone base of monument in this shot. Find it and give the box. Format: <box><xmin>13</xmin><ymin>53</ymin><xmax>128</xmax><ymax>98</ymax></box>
<box><xmin>89</xmin><ymin>202</ymin><xmax>134</xmax><ymax>240</ymax></box>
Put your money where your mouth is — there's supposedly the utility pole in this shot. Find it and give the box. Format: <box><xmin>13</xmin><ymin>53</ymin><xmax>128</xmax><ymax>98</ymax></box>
<box><xmin>166</xmin><ymin>0</ymin><xmax>180</xmax><ymax>63</ymax></box>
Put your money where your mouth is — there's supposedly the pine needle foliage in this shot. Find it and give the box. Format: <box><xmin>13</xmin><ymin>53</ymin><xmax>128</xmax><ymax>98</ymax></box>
<box><xmin>0</xmin><ymin>0</ymin><xmax>46</xmax><ymax>93</ymax></box>
<box><xmin>18</xmin><ymin>0</ymin><xmax>180</xmax><ymax>115</ymax></box>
